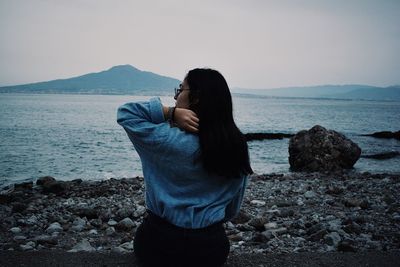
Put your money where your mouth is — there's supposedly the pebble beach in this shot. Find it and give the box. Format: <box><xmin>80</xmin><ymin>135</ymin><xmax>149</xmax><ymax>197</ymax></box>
<box><xmin>1</xmin><ymin>171</ymin><xmax>399</xmax><ymax>255</ymax></box>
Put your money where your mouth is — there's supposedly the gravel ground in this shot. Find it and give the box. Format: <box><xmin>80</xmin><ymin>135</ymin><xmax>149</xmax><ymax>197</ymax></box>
<box><xmin>0</xmin><ymin>251</ymin><xmax>399</xmax><ymax>267</ymax></box>
<box><xmin>0</xmin><ymin>171</ymin><xmax>399</xmax><ymax>265</ymax></box>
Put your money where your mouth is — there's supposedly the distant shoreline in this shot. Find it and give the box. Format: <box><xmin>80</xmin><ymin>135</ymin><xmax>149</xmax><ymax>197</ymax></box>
<box><xmin>1</xmin><ymin>91</ymin><xmax>400</xmax><ymax>102</ymax></box>
<box><xmin>2</xmin><ymin>170</ymin><xmax>400</xmax><ymax>189</ymax></box>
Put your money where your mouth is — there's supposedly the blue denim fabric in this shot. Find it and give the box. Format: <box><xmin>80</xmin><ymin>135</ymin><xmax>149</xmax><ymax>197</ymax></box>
<box><xmin>117</xmin><ymin>97</ymin><xmax>247</xmax><ymax>228</ymax></box>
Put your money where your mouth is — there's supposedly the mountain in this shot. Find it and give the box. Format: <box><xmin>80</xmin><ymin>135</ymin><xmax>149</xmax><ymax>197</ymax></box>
<box><xmin>232</xmin><ymin>85</ymin><xmax>400</xmax><ymax>101</ymax></box>
<box><xmin>0</xmin><ymin>65</ymin><xmax>180</xmax><ymax>95</ymax></box>
<box><xmin>2</xmin><ymin>67</ymin><xmax>399</xmax><ymax>100</ymax></box>
<box><xmin>327</xmin><ymin>86</ymin><xmax>400</xmax><ymax>100</ymax></box>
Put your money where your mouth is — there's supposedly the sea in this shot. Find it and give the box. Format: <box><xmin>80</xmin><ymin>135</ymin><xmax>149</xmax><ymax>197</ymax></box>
<box><xmin>0</xmin><ymin>93</ymin><xmax>399</xmax><ymax>187</ymax></box>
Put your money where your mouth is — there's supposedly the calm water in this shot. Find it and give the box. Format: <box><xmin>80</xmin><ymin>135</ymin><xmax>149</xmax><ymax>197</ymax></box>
<box><xmin>0</xmin><ymin>93</ymin><xmax>399</xmax><ymax>187</ymax></box>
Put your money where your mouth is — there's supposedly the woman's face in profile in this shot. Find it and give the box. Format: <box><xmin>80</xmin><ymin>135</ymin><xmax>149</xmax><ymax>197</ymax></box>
<box><xmin>175</xmin><ymin>79</ymin><xmax>190</xmax><ymax>109</ymax></box>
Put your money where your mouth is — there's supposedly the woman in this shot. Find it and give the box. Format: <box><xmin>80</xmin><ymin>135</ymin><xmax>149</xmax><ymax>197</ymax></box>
<box><xmin>117</xmin><ymin>68</ymin><xmax>252</xmax><ymax>267</ymax></box>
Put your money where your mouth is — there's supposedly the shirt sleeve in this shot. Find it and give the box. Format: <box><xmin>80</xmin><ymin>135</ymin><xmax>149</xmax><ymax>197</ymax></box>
<box><xmin>117</xmin><ymin>97</ymin><xmax>168</xmax><ymax>149</ymax></box>
<box><xmin>224</xmin><ymin>176</ymin><xmax>248</xmax><ymax>221</ymax></box>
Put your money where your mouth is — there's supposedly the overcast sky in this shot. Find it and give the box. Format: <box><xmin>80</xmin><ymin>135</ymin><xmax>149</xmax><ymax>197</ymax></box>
<box><xmin>0</xmin><ymin>0</ymin><xmax>399</xmax><ymax>88</ymax></box>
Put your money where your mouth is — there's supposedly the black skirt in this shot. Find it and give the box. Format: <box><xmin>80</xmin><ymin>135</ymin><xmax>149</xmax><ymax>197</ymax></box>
<box><xmin>134</xmin><ymin>210</ymin><xmax>230</xmax><ymax>267</ymax></box>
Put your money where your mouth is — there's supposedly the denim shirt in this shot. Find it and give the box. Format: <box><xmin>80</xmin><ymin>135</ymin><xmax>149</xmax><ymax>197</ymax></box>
<box><xmin>117</xmin><ymin>97</ymin><xmax>248</xmax><ymax>229</ymax></box>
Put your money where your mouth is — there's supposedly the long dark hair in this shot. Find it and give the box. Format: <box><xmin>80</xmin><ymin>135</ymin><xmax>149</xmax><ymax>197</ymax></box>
<box><xmin>185</xmin><ymin>68</ymin><xmax>253</xmax><ymax>178</ymax></box>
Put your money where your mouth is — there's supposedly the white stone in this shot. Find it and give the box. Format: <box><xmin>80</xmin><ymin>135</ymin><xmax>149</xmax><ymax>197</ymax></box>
<box><xmin>260</xmin><ymin>230</ymin><xmax>273</xmax><ymax>240</ymax></box>
<box><xmin>0</xmin><ymin>187</ymin><xmax>13</xmax><ymax>195</ymax></box>
<box><xmin>71</xmin><ymin>225</ymin><xmax>85</xmax><ymax>232</ymax></box>
<box><xmin>119</xmin><ymin>241</ymin><xmax>134</xmax><ymax>250</ymax></box>
<box><xmin>264</xmin><ymin>222</ymin><xmax>278</xmax><ymax>230</ymax></box>
<box><xmin>26</xmin><ymin>241</ymin><xmax>36</xmax><ymax>248</ymax></box>
<box><xmin>106</xmin><ymin>227</ymin><xmax>116</xmax><ymax>236</ymax></box>
<box><xmin>325</xmin><ymin>215</ymin><xmax>336</xmax><ymax>221</ymax></box>
<box><xmin>68</xmin><ymin>239</ymin><xmax>96</xmax><ymax>252</ymax></box>
<box><xmin>270</xmin><ymin>227</ymin><xmax>288</xmax><ymax>235</ymax></box>
<box><xmin>250</xmin><ymin>200</ymin><xmax>266</xmax><ymax>207</ymax></box>
<box><xmin>133</xmin><ymin>205</ymin><xmax>146</xmax><ymax>217</ymax></box>
<box><xmin>393</xmin><ymin>214</ymin><xmax>400</xmax><ymax>221</ymax></box>
<box><xmin>107</xmin><ymin>219</ymin><xmax>118</xmax><ymax>226</ymax></box>
<box><xmin>311</xmin><ymin>213</ymin><xmax>319</xmax><ymax>220</ymax></box>
<box><xmin>51</xmin><ymin>232</ymin><xmax>60</xmax><ymax>238</ymax></box>
<box><xmin>111</xmin><ymin>247</ymin><xmax>128</xmax><ymax>254</ymax></box>
<box><xmin>77</xmin><ymin>202</ymin><xmax>89</xmax><ymax>208</ymax></box>
<box><xmin>10</xmin><ymin>227</ymin><xmax>21</xmax><ymax>234</ymax></box>
<box><xmin>73</xmin><ymin>217</ymin><xmax>86</xmax><ymax>226</ymax></box>
<box><xmin>46</xmin><ymin>222</ymin><xmax>63</xmax><ymax>234</ymax></box>
<box><xmin>293</xmin><ymin>247</ymin><xmax>302</xmax><ymax>252</ymax></box>
<box><xmin>19</xmin><ymin>244</ymin><xmax>33</xmax><ymax>251</ymax></box>
<box><xmin>360</xmin><ymin>233</ymin><xmax>372</xmax><ymax>241</ymax></box>
<box><xmin>294</xmin><ymin>237</ymin><xmax>306</xmax><ymax>244</ymax></box>
<box><xmin>88</xmin><ymin>229</ymin><xmax>98</xmax><ymax>236</ymax></box>
<box><xmin>226</xmin><ymin>221</ymin><xmax>235</xmax><ymax>229</ymax></box>
<box><xmin>327</xmin><ymin>219</ymin><xmax>342</xmax><ymax>232</ymax></box>
<box><xmin>325</xmin><ymin>245</ymin><xmax>336</xmax><ymax>252</ymax></box>
<box><xmin>26</xmin><ymin>215</ymin><xmax>38</xmax><ymax>225</ymax></box>
<box><xmin>117</xmin><ymin>218</ymin><xmax>136</xmax><ymax>230</ymax></box>
<box><xmin>63</xmin><ymin>199</ymin><xmax>76</xmax><ymax>206</ymax></box>
<box><xmin>71</xmin><ymin>217</ymin><xmax>86</xmax><ymax>232</ymax></box>
<box><xmin>266</xmin><ymin>209</ymin><xmax>280</xmax><ymax>215</ymax></box>
<box><xmin>304</xmin><ymin>190</ymin><xmax>317</xmax><ymax>199</ymax></box>
<box><xmin>13</xmin><ymin>235</ymin><xmax>27</xmax><ymax>241</ymax></box>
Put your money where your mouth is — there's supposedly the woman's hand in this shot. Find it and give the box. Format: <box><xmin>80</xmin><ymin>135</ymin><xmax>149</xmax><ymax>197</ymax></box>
<box><xmin>174</xmin><ymin>108</ymin><xmax>199</xmax><ymax>133</ymax></box>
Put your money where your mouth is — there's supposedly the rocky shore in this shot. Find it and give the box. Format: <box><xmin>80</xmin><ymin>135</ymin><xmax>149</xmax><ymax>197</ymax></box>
<box><xmin>0</xmin><ymin>171</ymin><xmax>399</xmax><ymax>255</ymax></box>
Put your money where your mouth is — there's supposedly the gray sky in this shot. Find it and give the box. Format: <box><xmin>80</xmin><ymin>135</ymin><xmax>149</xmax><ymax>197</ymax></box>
<box><xmin>1</xmin><ymin>0</ymin><xmax>399</xmax><ymax>88</ymax></box>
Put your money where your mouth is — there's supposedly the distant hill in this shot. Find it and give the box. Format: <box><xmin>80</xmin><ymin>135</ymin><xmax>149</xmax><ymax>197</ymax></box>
<box><xmin>0</xmin><ymin>65</ymin><xmax>180</xmax><ymax>95</ymax></box>
<box><xmin>2</xmin><ymin>67</ymin><xmax>399</xmax><ymax>100</ymax></box>
<box><xmin>233</xmin><ymin>85</ymin><xmax>400</xmax><ymax>101</ymax></box>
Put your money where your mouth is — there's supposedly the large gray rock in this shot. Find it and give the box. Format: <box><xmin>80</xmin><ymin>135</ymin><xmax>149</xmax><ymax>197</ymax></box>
<box><xmin>42</xmin><ymin>181</ymin><xmax>70</xmax><ymax>194</ymax></box>
<box><xmin>14</xmin><ymin>182</ymin><xmax>33</xmax><ymax>191</ymax></box>
<box><xmin>36</xmin><ymin>176</ymin><xmax>56</xmax><ymax>186</ymax></box>
<box><xmin>37</xmin><ymin>176</ymin><xmax>70</xmax><ymax>194</ymax></box>
<box><xmin>289</xmin><ymin>125</ymin><xmax>361</xmax><ymax>172</ymax></box>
